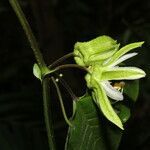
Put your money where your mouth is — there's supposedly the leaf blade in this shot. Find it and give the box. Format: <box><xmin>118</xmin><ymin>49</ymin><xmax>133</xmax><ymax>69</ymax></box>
<box><xmin>65</xmin><ymin>96</ymin><xmax>123</xmax><ymax>150</ymax></box>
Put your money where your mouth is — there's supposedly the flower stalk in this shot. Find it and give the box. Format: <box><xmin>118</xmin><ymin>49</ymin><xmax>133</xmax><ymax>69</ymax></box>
<box><xmin>51</xmin><ymin>77</ymin><xmax>73</xmax><ymax>127</ymax></box>
<box><xmin>49</xmin><ymin>52</ymin><xmax>74</xmax><ymax>68</ymax></box>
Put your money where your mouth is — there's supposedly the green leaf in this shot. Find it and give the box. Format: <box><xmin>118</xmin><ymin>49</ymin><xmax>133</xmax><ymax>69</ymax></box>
<box><xmin>33</xmin><ymin>63</ymin><xmax>42</xmax><ymax>80</ymax></box>
<box><xmin>124</xmin><ymin>80</ymin><xmax>139</xmax><ymax>102</ymax></box>
<box><xmin>114</xmin><ymin>103</ymin><xmax>131</xmax><ymax>123</ymax></box>
<box><xmin>65</xmin><ymin>96</ymin><xmax>123</xmax><ymax>150</ymax></box>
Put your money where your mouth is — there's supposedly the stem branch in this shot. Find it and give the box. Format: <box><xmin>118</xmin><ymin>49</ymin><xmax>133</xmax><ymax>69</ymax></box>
<box><xmin>49</xmin><ymin>52</ymin><xmax>74</xmax><ymax>68</ymax></box>
<box><xmin>53</xmin><ymin>64</ymin><xmax>88</xmax><ymax>72</ymax></box>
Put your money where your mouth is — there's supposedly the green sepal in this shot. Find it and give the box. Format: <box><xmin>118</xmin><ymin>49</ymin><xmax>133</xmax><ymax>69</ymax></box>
<box><xmin>102</xmin><ymin>67</ymin><xmax>146</xmax><ymax>80</ymax></box>
<box><xmin>93</xmin><ymin>81</ymin><xmax>124</xmax><ymax>130</ymax></box>
<box><xmin>85</xmin><ymin>66</ymin><xmax>124</xmax><ymax>129</ymax></box>
<box><xmin>104</xmin><ymin>42</ymin><xmax>144</xmax><ymax>66</ymax></box>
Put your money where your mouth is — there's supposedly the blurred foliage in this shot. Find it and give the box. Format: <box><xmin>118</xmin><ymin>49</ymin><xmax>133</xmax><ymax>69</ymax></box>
<box><xmin>0</xmin><ymin>0</ymin><xmax>150</xmax><ymax>149</ymax></box>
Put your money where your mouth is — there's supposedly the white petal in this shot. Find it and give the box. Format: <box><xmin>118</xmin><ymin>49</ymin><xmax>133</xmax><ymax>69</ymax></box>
<box><xmin>108</xmin><ymin>52</ymin><xmax>138</xmax><ymax>67</ymax></box>
<box><xmin>101</xmin><ymin>81</ymin><xmax>123</xmax><ymax>101</ymax></box>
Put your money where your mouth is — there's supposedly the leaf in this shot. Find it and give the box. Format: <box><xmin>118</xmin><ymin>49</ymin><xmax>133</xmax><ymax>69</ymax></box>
<box><xmin>114</xmin><ymin>103</ymin><xmax>131</xmax><ymax>123</ymax></box>
<box><xmin>124</xmin><ymin>80</ymin><xmax>139</xmax><ymax>102</ymax></box>
<box><xmin>65</xmin><ymin>96</ymin><xmax>123</xmax><ymax>150</ymax></box>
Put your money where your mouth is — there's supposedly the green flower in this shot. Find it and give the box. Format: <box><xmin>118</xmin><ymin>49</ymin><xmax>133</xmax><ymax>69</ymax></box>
<box><xmin>74</xmin><ymin>35</ymin><xmax>119</xmax><ymax>66</ymax></box>
<box><xmin>84</xmin><ymin>41</ymin><xmax>146</xmax><ymax>130</ymax></box>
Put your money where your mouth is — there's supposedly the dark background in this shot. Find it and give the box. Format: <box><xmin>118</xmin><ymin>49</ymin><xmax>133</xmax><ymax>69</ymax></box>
<box><xmin>0</xmin><ymin>0</ymin><xmax>150</xmax><ymax>149</ymax></box>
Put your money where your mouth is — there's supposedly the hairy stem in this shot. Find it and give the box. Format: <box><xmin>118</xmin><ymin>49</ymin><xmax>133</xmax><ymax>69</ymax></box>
<box><xmin>43</xmin><ymin>78</ymin><xmax>56</xmax><ymax>150</ymax></box>
<box><xmin>51</xmin><ymin>77</ymin><xmax>73</xmax><ymax>127</ymax></box>
<box><xmin>9</xmin><ymin>0</ymin><xmax>46</xmax><ymax>69</ymax></box>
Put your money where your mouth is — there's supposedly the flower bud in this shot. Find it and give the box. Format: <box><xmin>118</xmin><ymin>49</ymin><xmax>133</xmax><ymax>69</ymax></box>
<box><xmin>74</xmin><ymin>35</ymin><xmax>119</xmax><ymax>66</ymax></box>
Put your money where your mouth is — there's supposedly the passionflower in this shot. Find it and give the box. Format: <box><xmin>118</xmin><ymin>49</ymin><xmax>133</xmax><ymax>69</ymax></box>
<box><xmin>74</xmin><ymin>37</ymin><xmax>146</xmax><ymax>130</ymax></box>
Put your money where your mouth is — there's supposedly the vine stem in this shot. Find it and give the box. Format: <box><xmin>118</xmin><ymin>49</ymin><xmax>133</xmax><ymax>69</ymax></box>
<box><xmin>51</xmin><ymin>77</ymin><xmax>73</xmax><ymax>127</ymax></box>
<box><xmin>43</xmin><ymin>78</ymin><xmax>56</xmax><ymax>150</ymax></box>
<box><xmin>9</xmin><ymin>0</ymin><xmax>56</xmax><ymax>150</ymax></box>
<box><xmin>9</xmin><ymin>0</ymin><xmax>47</xmax><ymax>70</ymax></box>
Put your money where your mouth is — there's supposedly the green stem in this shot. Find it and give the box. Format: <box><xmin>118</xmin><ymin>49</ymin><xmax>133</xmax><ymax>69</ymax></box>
<box><xmin>54</xmin><ymin>73</ymin><xmax>78</xmax><ymax>101</ymax></box>
<box><xmin>49</xmin><ymin>52</ymin><xmax>74</xmax><ymax>68</ymax></box>
<box><xmin>51</xmin><ymin>77</ymin><xmax>73</xmax><ymax>127</ymax></box>
<box><xmin>9</xmin><ymin>1</ymin><xmax>55</xmax><ymax>149</ymax></box>
<box><xmin>43</xmin><ymin>64</ymin><xmax>88</xmax><ymax>79</ymax></box>
<box><xmin>9</xmin><ymin>0</ymin><xmax>46</xmax><ymax>69</ymax></box>
<box><xmin>43</xmin><ymin>78</ymin><xmax>56</xmax><ymax>150</ymax></box>
<box><xmin>53</xmin><ymin>64</ymin><xmax>88</xmax><ymax>72</ymax></box>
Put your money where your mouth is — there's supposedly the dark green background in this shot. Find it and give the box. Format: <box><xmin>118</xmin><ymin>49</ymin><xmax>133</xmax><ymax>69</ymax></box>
<box><xmin>0</xmin><ymin>0</ymin><xmax>149</xmax><ymax>149</ymax></box>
